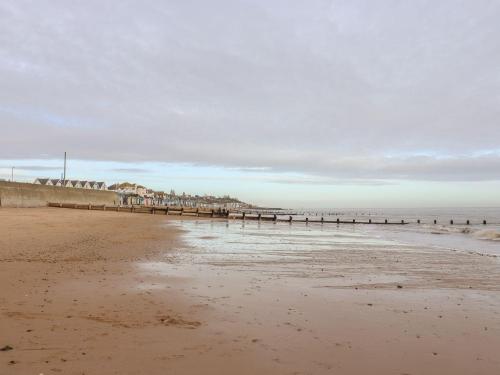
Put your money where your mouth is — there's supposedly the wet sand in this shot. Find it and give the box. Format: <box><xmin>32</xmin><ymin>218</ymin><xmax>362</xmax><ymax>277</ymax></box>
<box><xmin>1</xmin><ymin>208</ymin><xmax>500</xmax><ymax>374</ymax></box>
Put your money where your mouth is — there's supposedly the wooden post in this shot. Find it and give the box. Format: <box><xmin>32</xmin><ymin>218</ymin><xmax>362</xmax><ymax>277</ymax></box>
<box><xmin>434</xmin><ymin>219</ymin><xmax>437</xmax><ymax>224</ymax></box>
<box><xmin>466</xmin><ymin>220</ymin><xmax>470</xmax><ymax>225</ymax></box>
<box><xmin>337</xmin><ymin>218</ymin><xmax>340</xmax><ymax>224</ymax></box>
<box><xmin>417</xmin><ymin>219</ymin><xmax>420</xmax><ymax>224</ymax></box>
<box><xmin>196</xmin><ymin>208</ymin><xmax>199</xmax><ymax>217</ymax></box>
<box><xmin>450</xmin><ymin>220</ymin><xmax>453</xmax><ymax>225</ymax></box>
<box><xmin>258</xmin><ymin>213</ymin><xmax>261</xmax><ymax>221</ymax></box>
<box><xmin>273</xmin><ymin>214</ymin><xmax>277</xmax><ymax>222</ymax></box>
<box><xmin>289</xmin><ymin>215</ymin><xmax>292</xmax><ymax>223</ymax></box>
<box><xmin>369</xmin><ymin>219</ymin><xmax>372</xmax><ymax>224</ymax></box>
<box><xmin>180</xmin><ymin>207</ymin><xmax>184</xmax><ymax>216</ymax></box>
<box><xmin>165</xmin><ymin>207</ymin><xmax>169</xmax><ymax>215</ymax></box>
<box><xmin>321</xmin><ymin>217</ymin><xmax>324</xmax><ymax>224</ymax></box>
<box><xmin>211</xmin><ymin>209</ymin><xmax>214</xmax><ymax>218</ymax></box>
<box><xmin>242</xmin><ymin>212</ymin><xmax>245</xmax><ymax>220</ymax></box>
<box><xmin>385</xmin><ymin>219</ymin><xmax>388</xmax><ymax>224</ymax></box>
<box><xmin>306</xmin><ymin>217</ymin><xmax>309</xmax><ymax>224</ymax></box>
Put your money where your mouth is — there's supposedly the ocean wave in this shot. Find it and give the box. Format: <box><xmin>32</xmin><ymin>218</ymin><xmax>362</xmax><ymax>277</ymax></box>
<box><xmin>429</xmin><ymin>226</ymin><xmax>469</xmax><ymax>235</ymax></box>
<box><xmin>472</xmin><ymin>229</ymin><xmax>500</xmax><ymax>241</ymax></box>
<box><xmin>428</xmin><ymin>226</ymin><xmax>500</xmax><ymax>241</ymax></box>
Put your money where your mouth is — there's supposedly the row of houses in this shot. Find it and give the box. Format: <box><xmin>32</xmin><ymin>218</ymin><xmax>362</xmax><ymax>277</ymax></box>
<box><xmin>32</xmin><ymin>178</ymin><xmax>249</xmax><ymax>208</ymax></box>
<box><xmin>107</xmin><ymin>182</ymin><xmax>154</xmax><ymax>205</ymax></box>
<box><xmin>106</xmin><ymin>182</ymin><xmax>248</xmax><ymax>208</ymax></box>
<box><xmin>108</xmin><ymin>182</ymin><xmax>149</xmax><ymax>197</ymax></box>
<box><xmin>34</xmin><ymin>178</ymin><xmax>107</xmax><ymax>190</ymax></box>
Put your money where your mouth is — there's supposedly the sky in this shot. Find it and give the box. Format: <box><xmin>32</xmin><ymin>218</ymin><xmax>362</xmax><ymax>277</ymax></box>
<box><xmin>1</xmin><ymin>0</ymin><xmax>500</xmax><ymax>208</ymax></box>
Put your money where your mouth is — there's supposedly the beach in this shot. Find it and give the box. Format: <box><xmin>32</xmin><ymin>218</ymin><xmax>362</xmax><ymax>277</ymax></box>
<box><xmin>1</xmin><ymin>208</ymin><xmax>500</xmax><ymax>374</ymax></box>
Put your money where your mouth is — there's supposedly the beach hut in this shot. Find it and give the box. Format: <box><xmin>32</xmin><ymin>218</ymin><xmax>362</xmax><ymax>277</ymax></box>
<box><xmin>80</xmin><ymin>181</ymin><xmax>92</xmax><ymax>189</ymax></box>
<box><xmin>34</xmin><ymin>178</ymin><xmax>51</xmax><ymax>185</ymax></box>
<box><xmin>96</xmin><ymin>182</ymin><xmax>107</xmax><ymax>190</ymax></box>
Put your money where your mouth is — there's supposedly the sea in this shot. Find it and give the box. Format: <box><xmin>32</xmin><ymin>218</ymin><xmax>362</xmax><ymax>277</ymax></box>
<box><xmin>176</xmin><ymin>207</ymin><xmax>500</xmax><ymax>258</ymax></box>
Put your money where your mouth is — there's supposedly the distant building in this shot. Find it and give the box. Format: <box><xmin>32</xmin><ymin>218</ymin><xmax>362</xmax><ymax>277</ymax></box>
<box><xmin>108</xmin><ymin>182</ymin><xmax>146</xmax><ymax>196</ymax></box>
<box><xmin>70</xmin><ymin>180</ymin><xmax>83</xmax><ymax>188</ymax></box>
<box><xmin>108</xmin><ymin>182</ymin><xmax>148</xmax><ymax>205</ymax></box>
<box><xmin>137</xmin><ymin>185</ymin><xmax>147</xmax><ymax>197</ymax></box>
<box><xmin>34</xmin><ymin>178</ymin><xmax>52</xmax><ymax>186</ymax></box>
<box><xmin>107</xmin><ymin>181</ymin><xmax>249</xmax><ymax>208</ymax></box>
<box><xmin>79</xmin><ymin>181</ymin><xmax>91</xmax><ymax>189</ymax></box>
<box><xmin>33</xmin><ymin>178</ymin><xmax>106</xmax><ymax>190</ymax></box>
<box><xmin>95</xmin><ymin>182</ymin><xmax>107</xmax><ymax>190</ymax></box>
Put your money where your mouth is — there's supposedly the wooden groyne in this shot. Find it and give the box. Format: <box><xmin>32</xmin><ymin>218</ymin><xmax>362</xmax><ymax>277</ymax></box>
<box><xmin>47</xmin><ymin>203</ymin><xmax>491</xmax><ymax>225</ymax></box>
<box><xmin>48</xmin><ymin>202</ymin><xmax>225</xmax><ymax>217</ymax></box>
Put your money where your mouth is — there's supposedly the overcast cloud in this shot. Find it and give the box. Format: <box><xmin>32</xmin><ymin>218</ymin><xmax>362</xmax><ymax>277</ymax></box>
<box><xmin>1</xmin><ymin>0</ymin><xmax>500</xmax><ymax>182</ymax></box>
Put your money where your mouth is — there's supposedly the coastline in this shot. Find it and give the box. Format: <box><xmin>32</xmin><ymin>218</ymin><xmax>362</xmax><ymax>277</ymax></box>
<box><xmin>1</xmin><ymin>208</ymin><xmax>500</xmax><ymax>374</ymax></box>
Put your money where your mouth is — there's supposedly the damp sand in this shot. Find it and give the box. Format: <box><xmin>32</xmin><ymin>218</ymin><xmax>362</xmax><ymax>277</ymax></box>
<box><xmin>1</xmin><ymin>208</ymin><xmax>500</xmax><ymax>374</ymax></box>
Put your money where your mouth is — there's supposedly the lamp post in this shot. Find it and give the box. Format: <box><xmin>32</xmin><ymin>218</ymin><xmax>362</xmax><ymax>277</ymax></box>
<box><xmin>63</xmin><ymin>151</ymin><xmax>67</xmax><ymax>185</ymax></box>
<box><xmin>11</xmin><ymin>167</ymin><xmax>14</xmax><ymax>182</ymax></box>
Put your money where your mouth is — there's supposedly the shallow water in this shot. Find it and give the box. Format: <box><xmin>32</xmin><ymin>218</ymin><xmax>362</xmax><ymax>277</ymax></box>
<box><xmin>177</xmin><ymin>208</ymin><xmax>500</xmax><ymax>260</ymax></box>
<box><xmin>139</xmin><ymin>210</ymin><xmax>500</xmax><ymax>375</ymax></box>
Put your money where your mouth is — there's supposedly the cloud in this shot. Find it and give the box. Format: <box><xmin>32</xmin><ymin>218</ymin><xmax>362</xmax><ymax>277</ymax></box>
<box><xmin>1</xmin><ymin>0</ymin><xmax>500</xmax><ymax>182</ymax></box>
<box><xmin>109</xmin><ymin>168</ymin><xmax>150</xmax><ymax>174</ymax></box>
<box><xmin>255</xmin><ymin>153</ymin><xmax>500</xmax><ymax>182</ymax></box>
<box><xmin>0</xmin><ymin>165</ymin><xmax>60</xmax><ymax>171</ymax></box>
<box><xmin>264</xmin><ymin>177</ymin><xmax>395</xmax><ymax>186</ymax></box>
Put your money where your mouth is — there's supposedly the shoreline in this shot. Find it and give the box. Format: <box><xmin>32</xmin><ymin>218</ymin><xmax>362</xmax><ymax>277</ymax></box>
<box><xmin>1</xmin><ymin>208</ymin><xmax>500</xmax><ymax>374</ymax></box>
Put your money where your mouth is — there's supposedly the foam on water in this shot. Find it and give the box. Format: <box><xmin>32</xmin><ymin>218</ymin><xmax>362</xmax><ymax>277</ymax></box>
<box><xmin>473</xmin><ymin>229</ymin><xmax>500</xmax><ymax>241</ymax></box>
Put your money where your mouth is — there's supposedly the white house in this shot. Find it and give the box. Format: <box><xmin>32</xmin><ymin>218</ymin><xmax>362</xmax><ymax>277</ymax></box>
<box><xmin>33</xmin><ymin>178</ymin><xmax>107</xmax><ymax>190</ymax></box>
<box><xmin>137</xmin><ymin>185</ymin><xmax>147</xmax><ymax>196</ymax></box>
<box><xmin>80</xmin><ymin>181</ymin><xmax>92</xmax><ymax>189</ymax></box>
<box><xmin>109</xmin><ymin>182</ymin><xmax>145</xmax><ymax>195</ymax></box>
<box><xmin>95</xmin><ymin>182</ymin><xmax>107</xmax><ymax>190</ymax></box>
<box><xmin>34</xmin><ymin>178</ymin><xmax>52</xmax><ymax>186</ymax></box>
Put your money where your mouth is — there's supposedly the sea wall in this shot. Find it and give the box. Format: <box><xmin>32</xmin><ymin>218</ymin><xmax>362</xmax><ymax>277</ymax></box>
<box><xmin>0</xmin><ymin>181</ymin><xmax>119</xmax><ymax>208</ymax></box>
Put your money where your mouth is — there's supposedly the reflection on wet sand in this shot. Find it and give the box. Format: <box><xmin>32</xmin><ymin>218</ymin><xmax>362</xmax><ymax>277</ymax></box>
<box><xmin>135</xmin><ymin>219</ymin><xmax>500</xmax><ymax>374</ymax></box>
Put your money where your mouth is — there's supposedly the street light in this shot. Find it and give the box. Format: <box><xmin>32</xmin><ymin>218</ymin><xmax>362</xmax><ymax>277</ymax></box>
<box><xmin>63</xmin><ymin>151</ymin><xmax>67</xmax><ymax>184</ymax></box>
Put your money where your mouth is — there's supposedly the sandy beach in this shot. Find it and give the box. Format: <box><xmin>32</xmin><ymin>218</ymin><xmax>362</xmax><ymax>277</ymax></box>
<box><xmin>1</xmin><ymin>208</ymin><xmax>500</xmax><ymax>375</ymax></box>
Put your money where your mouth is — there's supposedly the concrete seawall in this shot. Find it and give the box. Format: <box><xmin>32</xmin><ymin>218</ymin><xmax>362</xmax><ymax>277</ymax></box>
<box><xmin>0</xmin><ymin>181</ymin><xmax>119</xmax><ymax>208</ymax></box>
